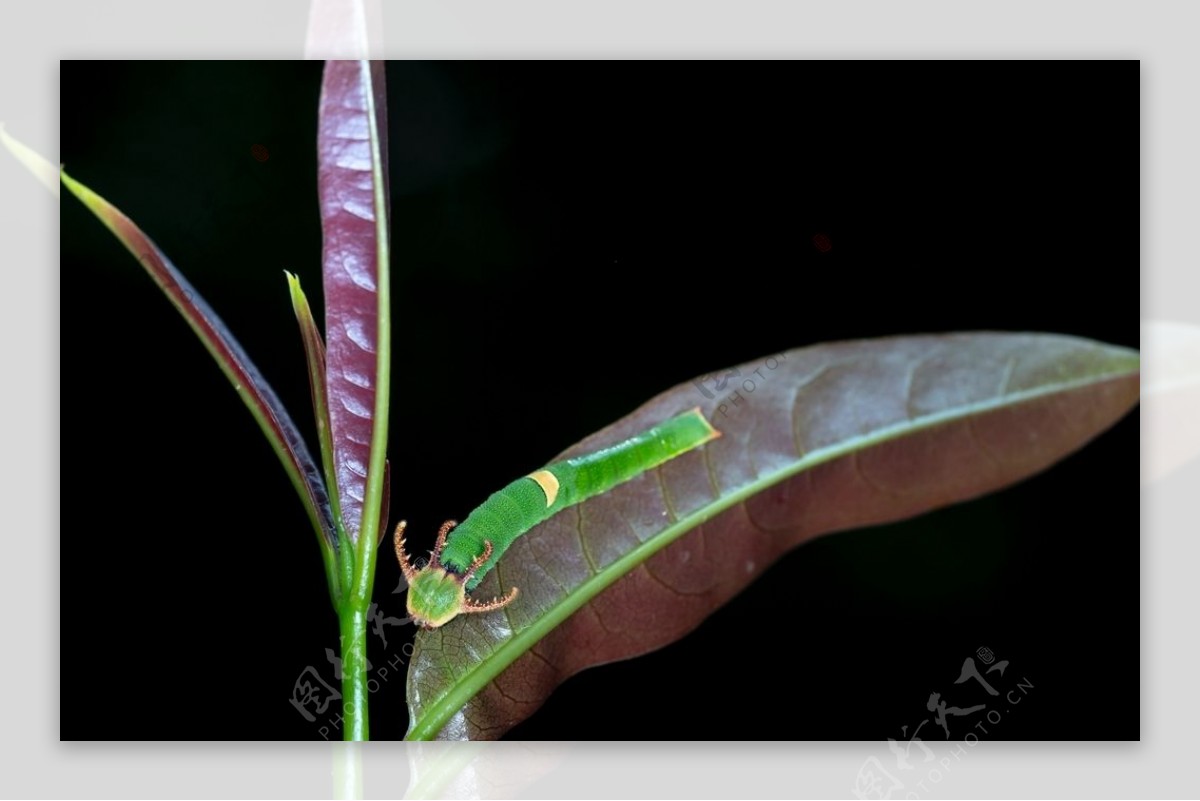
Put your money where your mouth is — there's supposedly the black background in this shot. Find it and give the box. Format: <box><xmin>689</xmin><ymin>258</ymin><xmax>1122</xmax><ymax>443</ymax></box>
<box><xmin>61</xmin><ymin>61</ymin><xmax>1138</xmax><ymax>741</ymax></box>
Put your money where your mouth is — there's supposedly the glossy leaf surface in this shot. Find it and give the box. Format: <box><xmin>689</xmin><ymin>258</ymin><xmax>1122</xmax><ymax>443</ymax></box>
<box><xmin>406</xmin><ymin>332</ymin><xmax>1140</xmax><ymax>739</ymax></box>
<box><xmin>317</xmin><ymin>59</ymin><xmax>391</xmax><ymax>546</ymax></box>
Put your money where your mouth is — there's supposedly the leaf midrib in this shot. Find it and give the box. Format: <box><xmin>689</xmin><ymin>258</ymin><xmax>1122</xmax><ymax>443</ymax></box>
<box><xmin>406</xmin><ymin>364</ymin><xmax>1137</xmax><ymax>740</ymax></box>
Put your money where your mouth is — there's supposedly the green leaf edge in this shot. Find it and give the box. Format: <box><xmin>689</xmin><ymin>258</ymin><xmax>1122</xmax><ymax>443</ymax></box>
<box><xmin>347</xmin><ymin>59</ymin><xmax>392</xmax><ymax>608</ymax></box>
<box><xmin>287</xmin><ymin>271</ymin><xmax>354</xmax><ymax>607</ymax></box>
<box><xmin>59</xmin><ymin>167</ymin><xmax>341</xmax><ymax>601</ymax></box>
<box><xmin>406</xmin><ymin>348</ymin><xmax>1140</xmax><ymax>739</ymax></box>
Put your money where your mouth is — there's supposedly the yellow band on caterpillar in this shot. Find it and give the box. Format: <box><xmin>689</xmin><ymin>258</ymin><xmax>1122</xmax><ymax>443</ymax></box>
<box><xmin>527</xmin><ymin>470</ymin><xmax>560</xmax><ymax>507</ymax></box>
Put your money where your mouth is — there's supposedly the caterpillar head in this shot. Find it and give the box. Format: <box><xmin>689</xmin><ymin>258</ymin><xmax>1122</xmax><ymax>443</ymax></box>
<box><xmin>405</xmin><ymin>565</ymin><xmax>468</xmax><ymax>629</ymax></box>
<box><xmin>393</xmin><ymin>520</ymin><xmax>519</xmax><ymax>630</ymax></box>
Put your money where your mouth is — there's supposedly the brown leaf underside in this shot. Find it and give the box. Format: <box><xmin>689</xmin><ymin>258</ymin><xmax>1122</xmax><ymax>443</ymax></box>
<box><xmin>407</xmin><ymin>332</ymin><xmax>1140</xmax><ymax>739</ymax></box>
<box><xmin>318</xmin><ymin>59</ymin><xmax>389</xmax><ymax>542</ymax></box>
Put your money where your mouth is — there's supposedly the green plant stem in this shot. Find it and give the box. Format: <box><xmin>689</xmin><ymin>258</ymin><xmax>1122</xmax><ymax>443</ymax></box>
<box><xmin>338</xmin><ymin>508</ymin><xmax>384</xmax><ymax>740</ymax></box>
<box><xmin>338</xmin><ymin>593</ymin><xmax>371</xmax><ymax>741</ymax></box>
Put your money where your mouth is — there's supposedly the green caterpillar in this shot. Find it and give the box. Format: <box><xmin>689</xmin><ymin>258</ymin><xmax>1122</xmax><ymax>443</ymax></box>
<box><xmin>394</xmin><ymin>407</ymin><xmax>720</xmax><ymax>629</ymax></box>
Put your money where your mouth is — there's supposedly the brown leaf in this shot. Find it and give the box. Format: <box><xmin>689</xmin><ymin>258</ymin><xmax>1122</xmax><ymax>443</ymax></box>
<box><xmin>406</xmin><ymin>332</ymin><xmax>1140</xmax><ymax>739</ymax></box>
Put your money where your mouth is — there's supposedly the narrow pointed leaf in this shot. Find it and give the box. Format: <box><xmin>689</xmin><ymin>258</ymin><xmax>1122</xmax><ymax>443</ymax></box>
<box><xmin>287</xmin><ymin>270</ymin><xmax>357</xmax><ymax>606</ymax></box>
<box><xmin>60</xmin><ymin>170</ymin><xmax>339</xmax><ymax>591</ymax></box>
<box><xmin>287</xmin><ymin>271</ymin><xmax>345</xmax><ymax>533</ymax></box>
<box><xmin>317</xmin><ymin>60</ymin><xmax>391</xmax><ymax>550</ymax></box>
<box><xmin>288</xmin><ymin>272</ymin><xmax>393</xmax><ymax>604</ymax></box>
<box><xmin>406</xmin><ymin>332</ymin><xmax>1140</xmax><ymax>740</ymax></box>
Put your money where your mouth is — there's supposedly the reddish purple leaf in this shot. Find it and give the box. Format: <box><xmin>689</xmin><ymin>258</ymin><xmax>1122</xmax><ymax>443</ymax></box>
<box><xmin>406</xmin><ymin>332</ymin><xmax>1140</xmax><ymax>739</ymax></box>
<box><xmin>317</xmin><ymin>60</ymin><xmax>391</xmax><ymax>543</ymax></box>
